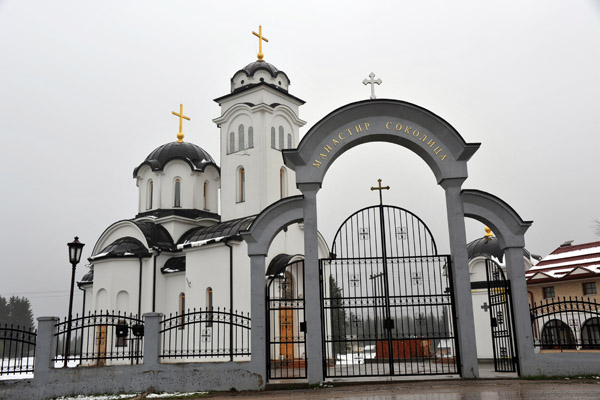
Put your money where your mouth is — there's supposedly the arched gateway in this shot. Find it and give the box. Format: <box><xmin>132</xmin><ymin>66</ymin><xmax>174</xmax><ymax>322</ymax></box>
<box><xmin>242</xmin><ymin>99</ymin><xmax>536</xmax><ymax>384</ymax></box>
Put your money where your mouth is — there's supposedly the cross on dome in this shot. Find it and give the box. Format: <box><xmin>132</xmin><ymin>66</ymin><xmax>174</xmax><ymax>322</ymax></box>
<box><xmin>363</xmin><ymin>72</ymin><xmax>382</xmax><ymax>100</ymax></box>
<box><xmin>172</xmin><ymin>104</ymin><xmax>190</xmax><ymax>143</ymax></box>
<box><xmin>252</xmin><ymin>25</ymin><xmax>269</xmax><ymax>61</ymax></box>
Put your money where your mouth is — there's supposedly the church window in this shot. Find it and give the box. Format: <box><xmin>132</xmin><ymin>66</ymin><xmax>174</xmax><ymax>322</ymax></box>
<box><xmin>206</xmin><ymin>287</ymin><xmax>213</xmax><ymax>327</ymax></box>
<box><xmin>271</xmin><ymin>127</ymin><xmax>276</xmax><ymax>149</ymax></box>
<box><xmin>279</xmin><ymin>126</ymin><xmax>284</xmax><ymax>149</ymax></box>
<box><xmin>248</xmin><ymin>127</ymin><xmax>254</xmax><ymax>148</ymax></box>
<box><xmin>179</xmin><ymin>292</ymin><xmax>185</xmax><ymax>329</ymax></box>
<box><xmin>280</xmin><ymin>167</ymin><xmax>287</xmax><ymax>199</ymax></box>
<box><xmin>239</xmin><ymin>124</ymin><xmax>245</xmax><ymax>150</ymax></box>
<box><xmin>237</xmin><ymin>167</ymin><xmax>245</xmax><ymax>203</ymax></box>
<box><xmin>287</xmin><ymin>133</ymin><xmax>292</xmax><ymax>149</ymax></box>
<box><xmin>203</xmin><ymin>181</ymin><xmax>209</xmax><ymax>210</ymax></box>
<box><xmin>174</xmin><ymin>178</ymin><xmax>181</xmax><ymax>208</ymax></box>
<box><xmin>147</xmin><ymin>180</ymin><xmax>153</xmax><ymax>210</ymax></box>
<box><xmin>229</xmin><ymin>132</ymin><xmax>235</xmax><ymax>153</ymax></box>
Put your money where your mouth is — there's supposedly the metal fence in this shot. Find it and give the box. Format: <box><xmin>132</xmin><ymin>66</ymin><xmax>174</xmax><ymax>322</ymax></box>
<box><xmin>53</xmin><ymin>311</ymin><xmax>144</xmax><ymax>367</ymax></box>
<box><xmin>0</xmin><ymin>324</ymin><xmax>36</xmax><ymax>376</ymax></box>
<box><xmin>531</xmin><ymin>297</ymin><xmax>600</xmax><ymax>350</ymax></box>
<box><xmin>160</xmin><ymin>308</ymin><xmax>250</xmax><ymax>361</ymax></box>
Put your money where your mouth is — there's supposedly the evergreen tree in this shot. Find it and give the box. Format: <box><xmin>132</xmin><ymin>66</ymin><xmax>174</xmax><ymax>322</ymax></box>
<box><xmin>0</xmin><ymin>295</ymin><xmax>35</xmax><ymax>329</ymax></box>
<box><xmin>329</xmin><ymin>276</ymin><xmax>347</xmax><ymax>360</ymax></box>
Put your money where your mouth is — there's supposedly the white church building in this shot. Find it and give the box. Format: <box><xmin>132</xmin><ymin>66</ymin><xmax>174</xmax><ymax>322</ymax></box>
<box><xmin>78</xmin><ymin>58</ymin><xmax>329</xmax><ymax>322</ymax></box>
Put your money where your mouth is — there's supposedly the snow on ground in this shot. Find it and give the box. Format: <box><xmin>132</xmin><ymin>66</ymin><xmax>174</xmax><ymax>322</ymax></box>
<box><xmin>52</xmin><ymin>393</ymin><xmax>207</xmax><ymax>400</ymax></box>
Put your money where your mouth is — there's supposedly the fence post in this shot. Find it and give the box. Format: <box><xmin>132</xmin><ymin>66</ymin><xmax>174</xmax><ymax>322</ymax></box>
<box><xmin>142</xmin><ymin>313</ymin><xmax>162</xmax><ymax>368</ymax></box>
<box><xmin>34</xmin><ymin>316</ymin><xmax>58</xmax><ymax>382</ymax></box>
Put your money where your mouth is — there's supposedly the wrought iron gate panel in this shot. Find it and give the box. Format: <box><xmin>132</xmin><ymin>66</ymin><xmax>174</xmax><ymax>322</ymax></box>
<box><xmin>267</xmin><ymin>260</ymin><xmax>306</xmax><ymax>380</ymax></box>
<box><xmin>485</xmin><ymin>258</ymin><xmax>517</xmax><ymax>373</ymax></box>
<box><xmin>321</xmin><ymin>205</ymin><xmax>458</xmax><ymax>378</ymax></box>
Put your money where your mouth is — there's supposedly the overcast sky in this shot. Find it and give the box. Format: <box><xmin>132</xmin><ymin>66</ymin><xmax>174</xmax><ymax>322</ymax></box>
<box><xmin>1</xmin><ymin>1</ymin><xmax>599</xmax><ymax>322</ymax></box>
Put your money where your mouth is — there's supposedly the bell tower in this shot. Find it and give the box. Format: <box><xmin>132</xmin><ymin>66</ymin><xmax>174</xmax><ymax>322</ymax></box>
<box><xmin>213</xmin><ymin>29</ymin><xmax>305</xmax><ymax>221</ymax></box>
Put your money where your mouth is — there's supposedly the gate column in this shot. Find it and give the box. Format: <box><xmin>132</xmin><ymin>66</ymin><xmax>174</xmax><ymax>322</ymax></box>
<box><xmin>504</xmin><ymin>246</ymin><xmax>536</xmax><ymax>375</ymax></box>
<box><xmin>249</xmin><ymin>254</ymin><xmax>267</xmax><ymax>387</ymax></box>
<box><xmin>441</xmin><ymin>178</ymin><xmax>479</xmax><ymax>378</ymax></box>
<box><xmin>298</xmin><ymin>183</ymin><xmax>324</xmax><ymax>383</ymax></box>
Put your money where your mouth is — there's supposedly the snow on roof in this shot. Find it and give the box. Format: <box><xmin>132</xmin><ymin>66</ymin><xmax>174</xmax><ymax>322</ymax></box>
<box><xmin>177</xmin><ymin>236</ymin><xmax>227</xmax><ymax>250</ymax></box>
<box><xmin>528</xmin><ymin>256</ymin><xmax>600</xmax><ymax>271</ymax></box>
<box><xmin>541</xmin><ymin>242</ymin><xmax>600</xmax><ymax>262</ymax></box>
<box><xmin>544</xmin><ymin>268</ymin><xmax>574</xmax><ymax>279</ymax></box>
<box><xmin>526</xmin><ymin>240</ymin><xmax>600</xmax><ymax>282</ymax></box>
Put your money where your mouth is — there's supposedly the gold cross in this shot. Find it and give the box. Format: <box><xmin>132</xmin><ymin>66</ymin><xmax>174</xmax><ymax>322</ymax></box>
<box><xmin>252</xmin><ymin>25</ymin><xmax>269</xmax><ymax>61</ymax></box>
<box><xmin>370</xmin><ymin>178</ymin><xmax>390</xmax><ymax>206</ymax></box>
<box><xmin>171</xmin><ymin>104</ymin><xmax>190</xmax><ymax>143</ymax></box>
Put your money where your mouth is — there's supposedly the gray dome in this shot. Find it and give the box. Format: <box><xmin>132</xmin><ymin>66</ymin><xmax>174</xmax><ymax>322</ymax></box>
<box><xmin>238</xmin><ymin>60</ymin><xmax>289</xmax><ymax>81</ymax></box>
<box><xmin>467</xmin><ymin>234</ymin><xmax>531</xmax><ymax>263</ymax></box>
<box><xmin>133</xmin><ymin>141</ymin><xmax>217</xmax><ymax>177</ymax></box>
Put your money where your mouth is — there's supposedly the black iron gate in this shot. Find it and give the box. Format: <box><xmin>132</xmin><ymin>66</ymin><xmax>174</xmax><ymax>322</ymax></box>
<box><xmin>320</xmin><ymin>205</ymin><xmax>459</xmax><ymax>378</ymax></box>
<box><xmin>267</xmin><ymin>259</ymin><xmax>307</xmax><ymax>380</ymax></box>
<box><xmin>485</xmin><ymin>258</ymin><xmax>517</xmax><ymax>373</ymax></box>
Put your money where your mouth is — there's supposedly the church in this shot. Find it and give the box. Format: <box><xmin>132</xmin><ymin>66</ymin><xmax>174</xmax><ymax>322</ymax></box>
<box><xmin>77</xmin><ymin>43</ymin><xmax>329</xmax><ymax>325</ymax></box>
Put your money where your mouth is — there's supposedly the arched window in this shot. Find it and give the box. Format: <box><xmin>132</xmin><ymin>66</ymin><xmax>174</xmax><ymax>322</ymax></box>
<box><xmin>238</xmin><ymin>124</ymin><xmax>245</xmax><ymax>150</ymax></box>
<box><xmin>147</xmin><ymin>180</ymin><xmax>153</xmax><ymax>210</ymax></box>
<box><xmin>174</xmin><ymin>178</ymin><xmax>181</xmax><ymax>207</ymax></box>
<box><xmin>237</xmin><ymin>167</ymin><xmax>245</xmax><ymax>203</ymax></box>
<box><xmin>229</xmin><ymin>132</ymin><xmax>235</xmax><ymax>153</ymax></box>
<box><xmin>206</xmin><ymin>287</ymin><xmax>213</xmax><ymax>327</ymax></box>
<box><xmin>279</xmin><ymin>126</ymin><xmax>284</xmax><ymax>149</ymax></box>
<box><xmin>248</xmin><ymin>127</ymin><xmax>254</xmax><ymax>148</ymax></box>
<box><xmin>271</xmin><ymin>127</ymin><xmax>276</xmax><ymax>149</ymax></box>
<box><xmin>203</xmin><ymin>181</ymin><xmax>209</xmax><ymax>210</ymax></box>
<box><xmin>280</xmin><ymin>167</ymin><xmax>287</xmax><ymax>199</ymax></box>
<box><xmin>179</xmin><ymin>292</ymin><xmax>185</xmax><ymax>328</ymax></box>
<box><xmin>287</xmin><ymin>133</ymin><xmax>292</xmax><ymax>149</ymax></box>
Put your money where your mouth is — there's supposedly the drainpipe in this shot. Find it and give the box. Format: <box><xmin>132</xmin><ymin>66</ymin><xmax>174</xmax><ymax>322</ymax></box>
<box><xmin>152</xmin><ymin>247</ymin><xmax>162</xmax><ymax>312</ymax></box>
<box><xmin>225</xmin><ymin>239</ymin><xmax>233</xmax><ymax>362</ymax></box>
<box><xmin>138</xmin><ymin>257</ymin><xmax>143</xmax><ymax>318</ymax></box>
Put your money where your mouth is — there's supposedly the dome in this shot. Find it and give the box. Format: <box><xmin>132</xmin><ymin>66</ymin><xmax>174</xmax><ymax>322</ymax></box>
<box><xmin>133</xmin><ymin>141</ymin><xmax>217</xmax><ymax>177</ymax></box>
<box><xmin>467</xmin><ymin>232</ymin><xmax>531</xmax><ymax>263</ymax></box>
<box><xmin>238</xmin><ymin>60</ymin><xmax>288</xmax><ymax>80</ymax></box>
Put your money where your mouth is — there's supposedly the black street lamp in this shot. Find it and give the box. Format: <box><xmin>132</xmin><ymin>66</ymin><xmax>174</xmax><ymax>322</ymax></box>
<box><xmin>65</xmin><ymin>236</ymin><xmax>84</xmax><ymax>367</ymax></box>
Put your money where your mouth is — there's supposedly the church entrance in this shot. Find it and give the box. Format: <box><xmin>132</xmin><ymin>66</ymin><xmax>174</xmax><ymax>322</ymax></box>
<box><xmin>485</xmin><ymin>258</ymin><xmax>518</xmax><ymax>373</ymax></box>
<box><xmin>319</xmin><ymin>196</ymin><xmax>459</xmax><ymax>378</ymax></box>
<box><xmin>266</xmin><ymin>260</ymin><xmax>307</xmax><ymax>380</ymax></box>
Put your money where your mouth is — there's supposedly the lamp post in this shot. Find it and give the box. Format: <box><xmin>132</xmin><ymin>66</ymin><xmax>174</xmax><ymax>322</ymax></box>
<box><xmin>65</xmin><ymin>236</ymin><xmax>84</xmax><ymax>367</ymax></box>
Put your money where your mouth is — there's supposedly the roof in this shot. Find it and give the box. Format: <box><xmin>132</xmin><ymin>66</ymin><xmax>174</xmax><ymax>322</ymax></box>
<box><xmin>236</xmin><ymin>61</ymin><xmax>289</xmax><ymax>82</ymax></box>
<box><xmin>526</xmin><ymin>240</ymin><xmax>600</xmax><ymax>283</ymax></box>
<box><xmin>89</xmin><ymin>236</ymin><xmax>152</xmax><ymax>261</ymax></box>
<box><xmin>132</xmin><ymin>220</ymin><xmax>175</xmax><ymax>251</ymax></box>
<box><xmin>133</xmin><ymin>141</ymin><xmax>218</xmax><ymax>177</ymax></box>
<box><xmin>266</xmin><ymin>254</ymin><xmax>296</xmax><ymax>276</ymax></box>
<box><xmin>161</xmin><ymin>257</ymin><xmax>186</xmax><ymax>274</ymax></box>
<box><xmin>177</xmin><ymin>216</ymin><xmax>256</xmax><ymax>249</ymax></box>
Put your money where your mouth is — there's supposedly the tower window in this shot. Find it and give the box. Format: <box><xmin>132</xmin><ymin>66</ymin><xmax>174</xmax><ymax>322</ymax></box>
<box><xmin>279</xmin><ymin>126</ymin><xmax>284</xmax><ymax>149</ymax></box>
<box><xmin>147</xmin><ymin>180</ymin><xmax>153</xmax><ymax>210</ymax></box>
<box><xmin>287</xmin><ymin>133</ymin><xmax>292</xmax><ymax>149</ymax></box>
<box><xmin>229</xmin><ymin>132</ymin><xmax>235</xmax><ymax>154</ymax></box>
<box><xmin>248</xmin><ymin>127</ymin><xmax>254</xmax><ymax>148</ymax></box>
<box><xmin>174</xmin><ymin>178</ymin><xmax>181</xmax><ymax>207</ymax></box>
<box><xmin>203</xmin><ymin>181</ymin><xmax>209</xmax><ymax>210</ymax></box>
<box><xmin>271</xmin><ymin>127</ymin><xmax>276</xmax><ymax>149</ymax></box>
<box><xmin>237</xmin><ymin>167</ymin><xmax>245</xmax><ymax>203</ymax></box>
<box><xmin>239</xmin><ymin>124</ymin><xmax>245</xmax><ymax>150</ymax></box>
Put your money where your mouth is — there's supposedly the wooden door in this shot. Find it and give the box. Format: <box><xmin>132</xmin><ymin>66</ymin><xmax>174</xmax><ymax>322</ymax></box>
<box><xmin>279</xmin><ymin>308</ymin><xmax>294</xmax><ymax>361</ymax></box>
<box><xmin>96</xmin><ymin>325</ymin><xmax>107</xmax><ymax>366</ymax></box>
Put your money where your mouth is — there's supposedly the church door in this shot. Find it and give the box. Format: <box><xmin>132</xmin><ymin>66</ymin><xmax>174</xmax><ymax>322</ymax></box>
<box><xmin>485</xmin><ymin>258</ymin><xmax>518</xmax><ymax>372</ymax></box>
<box><xmin>266</xmin><ymin>261</ymin><xmax>306</xmax><ymax>380</ymax></box>
<box><xmin>320</xmin><ymin>204</ymin><xmax>459</xmax><ymax>378</ymax></box>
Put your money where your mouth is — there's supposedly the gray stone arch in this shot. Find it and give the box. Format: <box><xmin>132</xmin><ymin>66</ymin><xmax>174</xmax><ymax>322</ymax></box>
<box><xmin>240</xmin><ymin>196</ymin><xmax>304</xmax><ymax>387</ymax></box>
<box><xmin>461</xmin><ymin>189</ymin><xmax>535</xmax><ymax>375</ymax></box>
<box><xmin>277</xmin><ymin>100</ymin><xmax>482</xmax><ymax>381</ymax></box>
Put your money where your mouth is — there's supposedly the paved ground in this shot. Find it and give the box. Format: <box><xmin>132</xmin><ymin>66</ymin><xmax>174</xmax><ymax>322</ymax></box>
<box><xmin>197</xmin><ymin>379</ymin><xmax>600</xmax><ymax>399</ymax></box>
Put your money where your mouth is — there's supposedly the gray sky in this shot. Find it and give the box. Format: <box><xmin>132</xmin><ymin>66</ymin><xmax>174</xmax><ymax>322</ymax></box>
<box><xmin>1</xmin><ymin>0</ymin><xmax>599</xmax><ymax>322</ymax></box>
